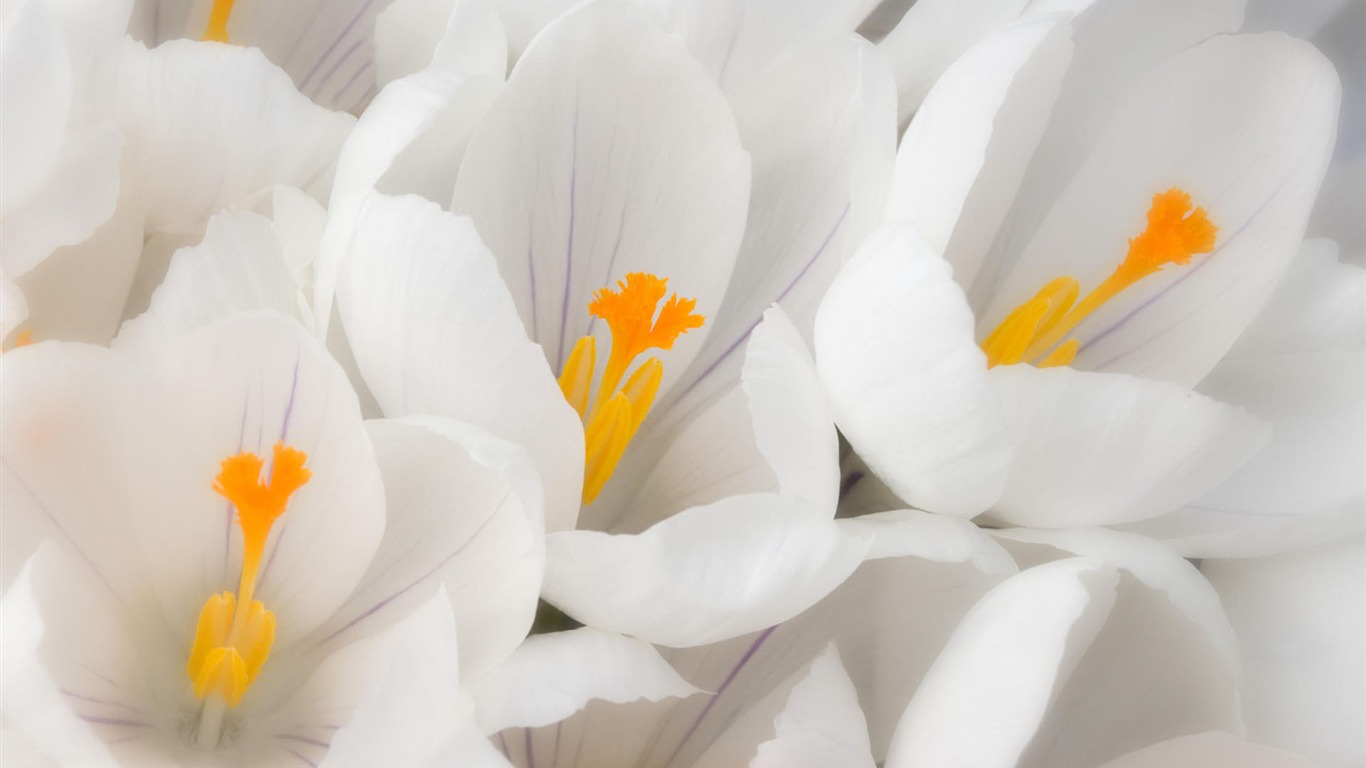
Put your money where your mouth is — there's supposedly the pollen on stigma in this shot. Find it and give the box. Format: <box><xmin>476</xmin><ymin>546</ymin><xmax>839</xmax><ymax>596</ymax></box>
<box><xmin>187</xmin><ymin>442</ymin><xmax>310</xmax><ymax>746</ymax></box>
<box><xmin>981</xmin><ymin>187</ymin><xmax>1217</xmax><ymax>369</ymax></box>
<box><xmin>558</xmin><ymin>272</ymin><xmax>704</xmax><ymax>504</ymax></box>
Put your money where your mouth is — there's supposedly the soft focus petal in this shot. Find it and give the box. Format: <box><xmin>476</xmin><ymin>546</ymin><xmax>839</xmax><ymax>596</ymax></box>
<box><xmin>662</xmin><ymin>33</ymin><xmax>895</xmax><ymax>422</ymax></box>
<box><xmin>814</xmin><ymin>224</ymin><xmax>1010</xmax><ymax>518</ymax></box>
<box><xmin>747</xmin><ymin>645</ymin><xmax>876</xmax><ymax>768</ymax></box>
<box><xmin>1203</xmin><ymin>534</ymin><xmax>1366</xmax><ymax>767</ymax></box>
<box><xmin>888</xmin><ymin>16</ymin><xmax>1071</xmax><ymax>290</ymax></box>
<box><xmin>876</xmin><ymin>0</ymin><xmax>1030</xmax><ymax>123</ymax></box>
<box><xmin>997</xmin><ymin>528</ymin><xmax>1243</xmax><ymax>767</ymax></box>
<box><xmin>306</xmin><ymin>417</ymin><xmax>543</xmax><ymax>680</ymax></box>
<box><xmin>12</xmin><ymin>195</ymin><xmax>143</xmax><ymax>345</ymax></box>
<box><xmin>543</xmin><ymin>494</ymin><xmax>870</xmax><ymax>647</ymax></box>
<box><xmin>451</xmin><ymin>0</ymin><xmax>750</xmax><ymax>393</ymax></box>
<box><xmin>741</xmin><ymin>307</ymin><xmax>838</xmax><ymax>512</ymax></box>
<box><xmin>988</xmin><ymin>365</ymin><xmax>1268</xmax><ymax>528</ymax></box>
<box><xmin>659</xmin><ymin>511</ymin><xmax>1016</xmax><ymax>764</ymax></box>
<box><xmin>1126</xmin><ymin>241</ymin><xmax>1366</xmax><ymax>556</ymax></box>
<box><xmin>885</xmin><ymin>559</ymin><xmax>1118</xmax><ymax>768</ymax></box>
<box><xmin>1097</xmin><ymin>733</ymin><xmax>1320</xmax><ymax>768</ymax></box>
<box><xmin>117</xmin><ymin>38</ymin><xmax>354</xmax><ymax>234</ymax></box>
<box><xmin>337</xmin><ymin>192</ymin><xmax>583</xmax><ymax>532</ymax></box>
<box><xmin>115</xmin><ymin>209</ymin><xmax>301</xmax><ymax>354</ymax></box>
<box><xmin>0</xmin><ymin>550</ymin><xmax>121</xmax><ymax>768</ymax></box>
<box><xmin>130</xmin><ymin>0</ymin><xmax>391</xmax><ymax>113</ymax></box>
<box><xmin>470</xmin><ymin>627</ymin><xmax>699</xmax><ymax>734</ymax></box>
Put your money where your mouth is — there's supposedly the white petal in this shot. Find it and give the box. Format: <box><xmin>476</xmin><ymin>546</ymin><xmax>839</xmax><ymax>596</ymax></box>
<box><xmin>1203</xmin><ymin>535</ymin><xmax>1366</xmax><ymax>767</ymax></box>
<box><xmin>886</xmin><ymin>559</ymin><xmax>1118</xmax><ymax>768</ymax></box>
<box><xmin>888</xmin><ymin>16</ymin><xmax>1071</xmax><ymax>290</ymax></box>
<box><xmin>469</xmin><ymin>627</ymin><xmax>699</xmax><ymax>734</ymax></box>
<box><xmin>0</xmin><ymin>0</ymin><xmax>71</xmax><ymax>211</ymax></box>
<box><xmin>1127</xmin><ymin>242</ymin><xmax>1366</xmax><ymax>556</ymax></box>
<box><xmin>270</xmin><ymin>184</ymin><xmax>328</xmax><ymax>283</ymax></box>
<box><xmin>543</xmin><ymin>494</ymin><xmax>870</xmax><ymax>647</ymax></box>
<box><xmin>814</xmin><ymin>224</ymin><xmax>1010</xmax><ymax>518</ymax></box>
<box><xmin>117</xmin><ymin>38</ymin><xmax>354</xmax><ymax>234</ymax></box>
<box><xmin>313</xmin><ymin>19</ymin><xmax>499</xmax><ymax>332</ymax></box>
<box><xmin>451</xmin><ymin>0</ymin><xmax>750</xmax><ymax>394</ymax></box>
<box><xmin>741</xmin><ymin>307</ymin><xmax>838</xmax><ymax>512</ymax></box>
<box><xmin>585</xmin><ymin>385</ymin><xmax>774</xmax><ymax>534</ymax></box>
<box><xmin>0</xmin><ymin>550</ymin><xmax>120</xmax><ymax>768</ymax></box>
<box><xmin>1</xmin><ymin>274</ymin><xmax>27</xmax><ymax>340</ymax></box>
<box><xmin>665</xmin><ymin>34</ymin><xmax>895</xmax><ymax>420</ymax></box>
<box><xmin>749</xmin><ymin>645</ymin><xmax>876</xmax><ymax>768</ymax></box>
<box><xmin>639</xmin><ymin>0</ymin><xmax>873</xmax><ymax>96</ymax></box>
<box><xmin>128</xmin><ymin>313</ymin><xmax>385</xmax><ymax>647</ymax></box>
<box><xmin>973</xmin><ymin>0</ymin><xmax>1245</xmax><ymax>302</ymax></box>
<box><xmin>875</xmin><ymin>0</ymin><xmax>1030</xmax><ymax>122</ymax></box>
<box><xmin>996</xmin><ymin>529</ymin><xmax>1243</xmax><ymax>767</ymax></box>
<box><xmin>308</xmin><ymin>417</ymin><xmax>543</xmax><ymax>681</ymax></box>
<box><xmin>988</xmin><ymin>365</ymin><xmax>1269</xmax><ymax>528</ymax></box>
<box><xmin>1</xmin><ymin>342</ymin><xmax>141</xmax><ymax>595</ymax></box>
<box><xmin>658</xmin><ymin>511</ymin><xmax>1014</xmax><ymax>764</ymax></box>
<box><xmin>375</xmin><ymin>0</ymin><xmax>507</xmax><ymax>86</ymax></box>
<box><xmin>1097</xmin><ymin>732</ymin><xmax>1320</xmax><ymax>768</ymax></box>
<box><xmin>312</xmin><ymin>590</ymin><xmax>492</xmax><ymax>768</ymax></box>
<box><xmin>133</xmin><ymin>0</ymin><xmax>391</xmax><ymax>113</ymax></box>
<box><xmin>13</xmin><ymin>195</ymin><xmax>143</xmax><ymax>346</ymax></box>
<box><xmin>337</xmin><ymin>192</ymin><xmax>583</xmax><ymax>533</ymax></box>
<box><xmin>0</xmin><ymin>122</ymin><xmax>122</xmax><ymax>278</ymax></box>
<box><xmin>984</xmin><ymin>33</ymin><xmax>1340</xmax><ymax>386</ymax></box>
<box><xmin>115</xmin><ymin>209</ymin><xmax>300</xmax><ymax>354</ymax></box>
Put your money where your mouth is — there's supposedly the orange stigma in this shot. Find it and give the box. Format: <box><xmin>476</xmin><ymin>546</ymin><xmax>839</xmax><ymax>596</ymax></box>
<box><xmin>202</xmin><ymin>0</ymin><xmax>236</xmax><ymax>43</ymax></box>
<box><xmin>983</xmin><ymin>188</ymin><xmax>1216</xmax><ymax>369</ymax></box>
<box><xmin>187</xmin><ymin>443</ymin><xmax>310</xmax><ymax>709</ymax></box>
<box><xmin>559</xmin><ymin>273</ymin><xmax>704</xmax><ymax>503</ymax></box>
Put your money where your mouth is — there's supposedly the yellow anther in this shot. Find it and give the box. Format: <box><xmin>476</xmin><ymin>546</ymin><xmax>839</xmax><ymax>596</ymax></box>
<box><xmin>203</xmin><ymin>0</ymin><xmax>236</xmax><ymax>43</ymax></box>
<box><xmin>187</xmin><ymin>443</ymin><xmax>309</xmax><ymax>707</ymax></box>
<box><xmin>1037</xmin><ymin>339</ymin><xmax>1079</xmax><ymax>368</ymax></box>
<box><xmin>558</xmin><ymin>336</ymin><xmax>596</xmax><ymax>419</ymax></box>
<box><xmin>983</xmin><ymin>188</ymin><xmax>1217</xmax><ymax>368</ymax></box>
<box><xmin>561</xmin><ymin>273</ymin><xmax>704</xmax><ymax>503</ymax></box>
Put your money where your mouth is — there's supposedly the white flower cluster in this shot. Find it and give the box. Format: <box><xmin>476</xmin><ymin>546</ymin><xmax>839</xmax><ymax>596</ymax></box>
<box><xmin>2</xmin><ymin>0</ymin><xmax>1361</xmax><ymax>766</ymax></box>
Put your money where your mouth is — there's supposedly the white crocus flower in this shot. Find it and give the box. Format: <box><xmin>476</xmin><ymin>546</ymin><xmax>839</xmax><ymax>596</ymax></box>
<box><xmin>312</xmin><ymin>0</ymin><xmax>913</xmax><ymax>649</ymax></box>
<box><xmin>809</xmin><ymin>3</ymin><xmax>1342</xmax><ymax>543</ymax></box>
<box><xmin>1</xmin><ymin>313</ymin><xmax>542</xmax><ymax>765</ymax></box>
<box><xmin>5</xmin><ymin>0</ymin><xmax>353</xmax><ymax>348</ymax></box>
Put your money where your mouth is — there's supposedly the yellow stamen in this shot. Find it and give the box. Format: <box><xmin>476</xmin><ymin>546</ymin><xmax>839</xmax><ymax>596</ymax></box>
<box><xmin>202</xmin><ymin>0</ymin><xmax>236</xmax><ymax>43</ymax></box>
<box><xmin>560</xmin><ymin>273</ymin><xmax>704</xmax><ymax>504</ymax></box>
<box><xmin>187</xmin><ymin>443</ymin><xmax>310</xmax><ymax>708</ymax></box>
<box><xmin>984</xmin><ymin>188</ymin><xmax>1216</xmax><ymax>368</ymax></box>
<box><xmin>3</xmin><ymin>329</ymin><xmax>34</xmax><ymax>354</ymax></box>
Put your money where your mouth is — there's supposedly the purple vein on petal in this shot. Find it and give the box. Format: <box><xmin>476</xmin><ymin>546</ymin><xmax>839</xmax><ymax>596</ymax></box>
<box><xmin>672</xmin><ymin>201</ymin><xmax>850</xmax><ymax>406</ymax></box>
<box><xmin>298</xmin><ymin>0</ymin><xmax>376</xmax><ymax>92</ymax></box>
<box><xmin>315</xmin><ymin>494</ymin><xmax>507</xmax><ymax>647</ymax></box>
<box><xmin>660</xmin><ymin>625</ymin><xmax>776</xmax><ymax>768</ymax></box>
<box><xmin>556</xmin><ymin>98</ymin><xmax>582</xmax><ymax>371</ymax></box>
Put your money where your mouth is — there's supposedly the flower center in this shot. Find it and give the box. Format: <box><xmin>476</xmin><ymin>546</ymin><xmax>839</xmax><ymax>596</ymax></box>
<box><xmin>202</xmin><ymin>0</ymin><xmax>236</xmax><ymax>43</ymax></box>
<box><xmin>187</xmin><ymin>442</ymin><xmax>310</xmax><ymax>744</ymax></box>
<box><xmin>558</xmin><ymin>272</ymin><xmax>704</xmax><ymax>504</ymax></box>
<box><xmin>981</xmin><ymin>187</ymin><xmax>1217</xmax><ymax>368</ymax></box>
